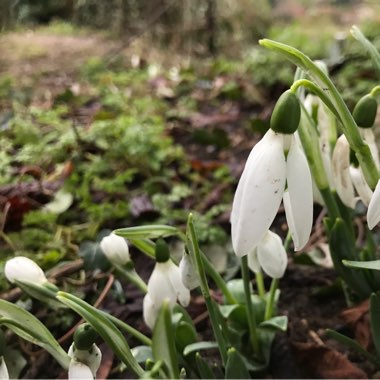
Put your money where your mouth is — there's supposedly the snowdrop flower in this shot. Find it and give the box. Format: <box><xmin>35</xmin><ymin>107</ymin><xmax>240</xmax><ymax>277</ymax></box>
<box><xmin>143</xmin><ymin>239</ymin><xmax>190</xmax><ymax>329</ymax></box>
<box><xmin>231</xmin><ymin>90</ymin><xmax>313</xmax><ymax>256</ymax></box>
<box><xmin>332</xmin><ymin>135</ymin><xmax>357</xmax><ymax>208</ymax></box>
<box><xmin>0</xmin><ymin>330</ymin><xmax>8</xmax><ymax>380</ymax></box>
<box><xmin>368</xmin><ymin>180</ymin><xmax>380</xmax><ymax>229</ymax></box>
<box><xmin>4</xmin><ymin>256</ymin><xmax>48</xmax><ymax>285</ymax></box>
<box><xmin>179</xmin><ymin>253</ymin><xmax>199</xmax><ymax>290</ymax></box>
<box><xmin>100</xmin><ymin>233</ymin><xmax>130</xmax><ymax>266</ymax></box>
<box><xmin>68</xmin><ymin>324</ymin><xmax>101</xmax><ymax>380</ymax></box>
<box><xmin>247</xmin><ymin>231</ymin><xmax>287</xmax><ymax>279</ymax></box>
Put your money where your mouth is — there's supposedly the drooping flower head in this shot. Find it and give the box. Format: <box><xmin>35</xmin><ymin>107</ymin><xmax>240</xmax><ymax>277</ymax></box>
<box><xmin>143</xmin><ymin>239</ymin><xmax>190</xmax><ymax>329</ymax></box>
<box><xmin>231</xmin><ymin>90</ymin><xmax>313</xmax><ymax>257</ymax></box>
<box><xmin>4</xmin><ymin>257</ymin><xmax>48</xmax><ymax>285</ymax></box>
<box><xmin>68</xmin><ymin>324</ymin><xmax>101</xmax><ymax>380</ymax></box>
<box><xmin>100</xmin><ymin>233</ymin><xmax>130</xmax><ymax>266</ymax></box>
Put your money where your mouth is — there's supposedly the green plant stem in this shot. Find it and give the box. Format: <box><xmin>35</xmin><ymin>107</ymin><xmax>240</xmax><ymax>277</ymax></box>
<box><xmin>371</xmin><ymin>86</ymin><xmax>380</xmax><ymax>97</ymax></box>
<box><xmin>240</xmin><ymin>256</ymin><xmax>261</xmax><ymax>357</ymax></box>
<box><xmin>264</xmin><ymin>278</ymin><xmax>279</xmax><ymax>321</ymax></box>
<box><xmin>255</xmin><ymin>271</ymin><xmax>266</xmax><ymax>298</ymax></box>
<box><xmin>187</xmin><ymin>214</ymin><xmax>228</xmax><ymax>365</ymax></box>
<box><xmin>260</xmin><ymin>38</ymin><xmax>380</xmax><ymax>189</ymax></box>
<box><xmin>201</xmin><ymin>251</ymin><xmax>238</xmax><ymax>304</ymax></box>
<box><xmin>113</xmin><ymin>264</ymin><xmax>148</xmax><ymax>293</ymax></box>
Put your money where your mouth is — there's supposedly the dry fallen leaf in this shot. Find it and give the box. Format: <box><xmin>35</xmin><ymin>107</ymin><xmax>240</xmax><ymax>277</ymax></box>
<box><xmin>293</xmin><ymin>341</ymin><xmax>367</xmax><ymax>379</ymax></box>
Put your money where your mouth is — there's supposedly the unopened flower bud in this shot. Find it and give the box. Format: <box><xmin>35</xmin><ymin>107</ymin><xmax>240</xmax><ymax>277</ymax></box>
<box><xmin>270</xmin><ymin>90</ymin><xmax>301</xmax><ymax>134</ymax></box>
<box><xmin>100</xmin><ymin>233</ymin><xmax>130</xmax><ymax>266</ymax></box>
<box><xmin>5</xmin><ymin>257</ymin><xmax>47</xmax><ymax>285</ymax></box>
<box><xmin>353</xmin><ymin>94</ymin><xmax>378</xmax><ymax>128</ymax></box>
<box><xmin>179</xmin><ymin>253</ymin><xmax>199</xmax><ymax>290</ymax></box>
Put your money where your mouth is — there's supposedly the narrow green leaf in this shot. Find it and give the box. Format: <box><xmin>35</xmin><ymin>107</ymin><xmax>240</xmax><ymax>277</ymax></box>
<box><xmin>152</xmin><ymin>301</ymin><xmax>180</xmax><ymax>379</ymax></box>
<box><xmin>175</xmin><ymin>321</ymin><xmax>198</xmax><ymax>354</ymax></box>
<box><xmin>195</xmin><ymin>353</ymin><xmax>216</xmax><ymax>379</ymax></box>
<box><xmin>351</xmin><ymin>25</ymin><xmax>380</xmax><ymax>79</ymax></box>
<box><xmin>114</xmin><ymin>225</ymin><xmax>179</xmax><ymax>239</ymax></box>
<box><xmin>260</xmin><ymin>316</ymin><xmax>288</xmax><ymax>332</ymax></box>
<box><xmin>129</xmin><ymin>239</ymin><xmax>156</xmax><ymax>258</ymax></box>
<box><xmin>56</xmin><ymin>291</ymin><xmax>144</xmax><ymax>377</ymax></box>
<box><xmin>183</xmin><ymin>341</ymin><xmax>218</xmax><ymax>357</ymax></box>
<box><xmin>4</xmin><ymin>348</ymin><xmax>27</xmax><ymax>379</ymax></box>
<box><xmin>370</xmin><ymin>293</ymin><xmax>380</xmax><ymax>357</ymax></box>
<box><xmin>343</xmin><ymin>260</ymin><xmax>380</xmax><ymax>271</ymax></box>
<box><xmin>0</xmin><ymin>300</ymin><xmax>70</xmax><ymax>369</ymax></box>
<box><xmin>225</xmin><ymin>348</ymin><xmax>250</xmax><ymax>379</ymax></box>
<box><xmin>326</xmin><ymin>328</ymin><xmax>380</xmax><ymax>366</ymax></box>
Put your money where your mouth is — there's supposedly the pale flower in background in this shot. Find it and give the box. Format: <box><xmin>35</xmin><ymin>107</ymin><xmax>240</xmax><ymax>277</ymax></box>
<box><xmin>100</xmin><ymin>233</ymin><xmax>130</xmax><ymax>266</ymax></box>
<box><xmin>4</xmin><ymin>256</ymin><xmax>48</xmax><ymax>285</ymax></box>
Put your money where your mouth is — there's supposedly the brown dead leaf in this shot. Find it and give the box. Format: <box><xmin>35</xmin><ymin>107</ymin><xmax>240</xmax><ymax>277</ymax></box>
<box><xmin>342</xmin><ymin>299</ymin><xmax>371</xmax><ymax>349</ymax></box>
<box><xmin>293</xmin><ymin>341</ymin><xmax>367</xmax><ymax>379</ymax></box>
<box><xmin>189</xmin><ymin>107</ymin><xmax>239</xmax><ymax>128</ymax></box>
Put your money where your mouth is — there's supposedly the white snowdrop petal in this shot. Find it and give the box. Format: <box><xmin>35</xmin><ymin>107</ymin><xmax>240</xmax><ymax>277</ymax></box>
<box><xmin>331</xmin><ymin>135</ymin><xmax>356</xmax><ymax>208</ymax></box>
<box><xmin>167</xmin><ymin>261</ymin><xmax>191</xmax><ymax>307</ymax></box>
<box><xmin>4</xmin><ymin>256</ymin><xmax>48</xmax><ymax>285</ymax></box>
<box><xmin>0</xmin><ymin>357</ymin><xmax>9</xmax><ymax>380</ymax></box>
<box><xmin>350</xmin><ymin>166</ymin><xmax>373</xmax><ymax>207</ymax></box>
<box><xmin>257</xmin><ymin>231</ymin><xmax>287</xmax><ymax>278</ymax></box>
<box><xmin>231</xmin><ymin>130</ymin><xmax>286</xmax><ymax>257</ymax></box>
<box><xmin>285</xmin><ymin>139</ymin><xmax>313</xmax><ymax>251</ymax></box>
<box><xmin>147</xmin><ymin>263</ymin><xmax>177</xmax><ymax>306</ymax></box>
<box><xmin>68</xmin><ymin>361</ymin><xmax>94</xmax><ymax>380</ymax></box>
<box><xmin>100</xmin><ymin>233</ymin><xmax>130</xmax><ymax>265</ymax></box>
<box><xmin>143</xmin><ymin>294</ymin><xmax>158</xmax><ymax>330</ymax></box>
<box><xmin>179</xmin><ymin>254</ymin><xmax>199</xmax><ymax>290</ymax></box>
<box><xmin>247</xmin><ymin>248</ymin><xmax>260</xmax><ymax>274</ymax></box>
<box><xmin>368</xmin><ymin>180</ymin><xmax>380</xmax><ymax>230</ymax></box>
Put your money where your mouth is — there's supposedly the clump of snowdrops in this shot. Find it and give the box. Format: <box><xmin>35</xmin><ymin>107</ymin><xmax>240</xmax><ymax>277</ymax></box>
<box><xmin>3</xmin><ymin>25</ymin><xmax>380</xmax><ymax>378</ymax></box>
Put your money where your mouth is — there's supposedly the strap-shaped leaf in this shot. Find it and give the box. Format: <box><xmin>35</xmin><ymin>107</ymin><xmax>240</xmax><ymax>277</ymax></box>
<box><xmin>183</xmin><ymin>341</ymin><xmax>218</xmax><ymax>357</ymax></box>
<box><xmin>0</xmin><ymin>300</ymin><xmax>70</xmax><ymax>369</ymax></box>
<box><xmin>114</xmin><ymin>225</ymin><xmax>179</xmax><ymax>239</ymax></box>
<box><xmin>152</xmin><ymin>301</ymin><xmax>180</xmax><ymax>379</ymax></box>
<box><xmin>343</xmin><ymin>259</ymin><xmax>380</xmax><ymax>271</ymax></box>
<box><xmin>56</xmin><ymin>291</ymin><xmax>144</xmax><ymax>377</ymax></box>
<box><xmin>225</xmin><ymin>348</ymin><xmax>250</xmax><ymax>379</ymax></box>
<box><xmin>260</xmin><ymin>316</ymin><xmax>288</xmax><ymax>332</ymax></box>
<box><xmin>195</xmin><ymin>353</ymin><xmax>216</xmax><ymax>379</ymax></box>
<box><xmin>351</xmin><ymin>25</ymin><xmax>380</xmax><ymax>79</ymax></box>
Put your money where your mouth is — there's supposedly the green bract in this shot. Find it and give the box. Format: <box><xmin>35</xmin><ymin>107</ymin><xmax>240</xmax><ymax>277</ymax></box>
<box><xmin>74</xmin><ymin>323</ymin><xmax>98</xmax><ymax>351</ymax></box>
<box><xmin>270</xmin><ymin>90</ymin><xmax>301</xmax><ymax>134</ymax></box>
<box><xmin>353</xmin><ymin>94</ymin><xmax>378</xmax><ymax>128</ymax></box>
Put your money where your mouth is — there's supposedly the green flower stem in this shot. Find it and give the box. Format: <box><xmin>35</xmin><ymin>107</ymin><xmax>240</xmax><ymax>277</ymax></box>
<box><xmin>241</xmin><ymin>256</ymin><xmax>261</xmax><ymax>357</ymax></box>
<box><xmin>371</xmin><ymin>86</ymin><xmax>380</xmax><ymax>97</ymax></box>
<box><xmin>201</xmin><ymin>251</ymin><xmax>238</xmax><ymax>305</ymax></box>
<box><xmin>255</xmin><ymin>271</ymin><xmax>266</xmax><ymax>298</ymax></box>
<box><xmin>187</xmin><ymin>214</ymin><xmax>228</xmax><ymax>365</ymax></box>
<box><xmin>291</xmin><ymin>79</ymin><xmax>340</xmax><ymax>120</ymax></box>
<box><xmin>113</xmin><ymin>264</ymin><xmax>148</xmax><ymax>293</ymax></box>
<box><xmin>260</xmin><ymin>38</ymin><xmax>379</xmax><ymax>189</ymax></box>
<box><xmin>264</xmin><ymin>278</ymin><xmax>279</xmax><ymax>321</ymax></box>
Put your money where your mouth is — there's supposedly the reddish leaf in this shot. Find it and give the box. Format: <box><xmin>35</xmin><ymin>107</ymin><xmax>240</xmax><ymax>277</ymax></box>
<box><xmin>342</xmin><ymin>300</ymin><xmax>371</xmax><ymax>349</ymax></box>
<box><xmin>293</xmin><ymin>341</ymin><xmax>367</xmax><ymax>379</ymax></box>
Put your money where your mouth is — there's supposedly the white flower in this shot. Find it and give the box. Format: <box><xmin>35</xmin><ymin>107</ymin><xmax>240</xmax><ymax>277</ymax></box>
<box><xmin>0</xmin><ymin>357</ymin><xmax>9</xmax><ymax>380</ymax></box>
<box><xmin>143</xmin><ymin>260</ymin><xmax>190</xmax><ymax>329</ymax></box>
<box><xmin>100</xmin><ymin>233</ymin><xmax>130</xmax><ymax>266</ymax></box>
<box><xmin>68</xmin><ymin>343</ymin><xmax>101</xmax><ymax>380</ymax></box>
<box><xmin>179</xmin><ymin>254</ymin><xmax>199</xmax><ymax>290</ymax></box>
<box><xmin>367</xmin><ymin>179</ymin><xmax>380</xmax><ymax>229</ymax></box>
<box><xmin>332</xmin><ymin>135</ymin><xmax>357</xmax><ymax>208</ymax></box>
<box><xmin>247</xmin><ymin>231</ymin><xmax>287</xmax><ymax>278</ymax></box>
<box><xmin>4</xmin><ymin>257</ymin><xmax>48</xmax><ymax>285</ymax></box>
<box><xmin>231</xmin><ymin>129</ymin><xmax>313</xmax><ymax>256</ymax></box>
